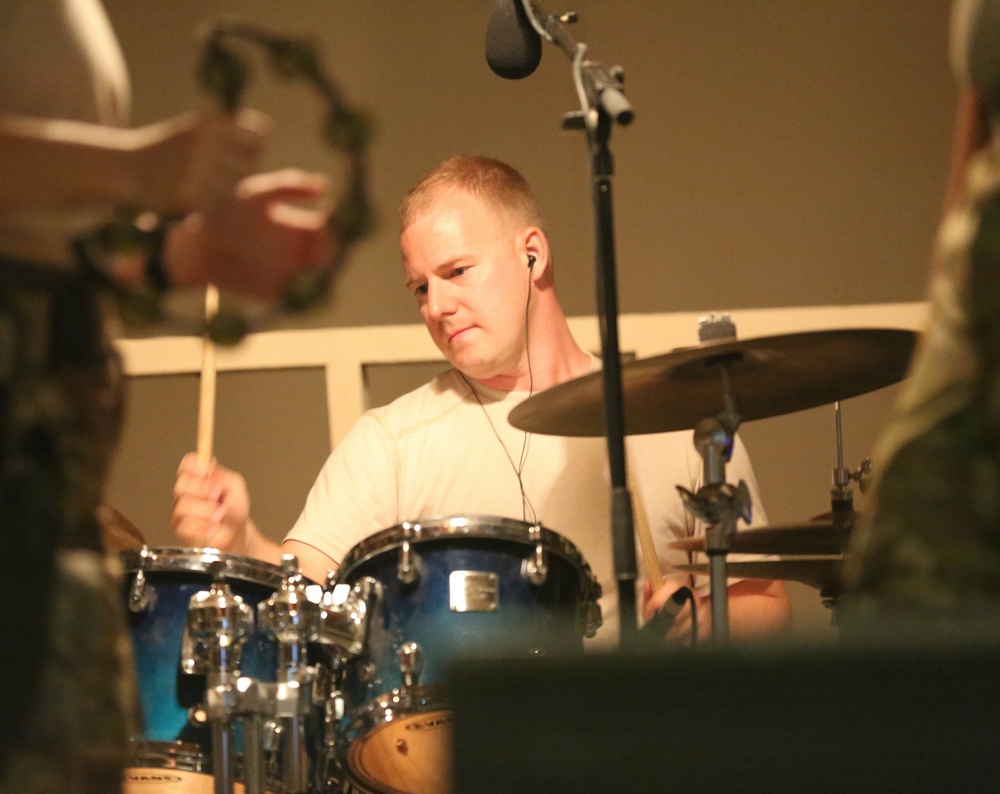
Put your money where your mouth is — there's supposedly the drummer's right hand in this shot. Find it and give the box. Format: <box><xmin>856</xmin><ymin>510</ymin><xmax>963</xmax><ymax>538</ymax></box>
<box><xmin>172</xmin><ymin>452</ymin><xmax>251</xmax><ymax>553</ymax></box>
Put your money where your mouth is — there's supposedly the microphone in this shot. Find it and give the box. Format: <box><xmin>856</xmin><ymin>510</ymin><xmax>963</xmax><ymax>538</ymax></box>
<box><xmin>485</xmin><ymin>0</ymin><xmax>542</xmax><ymax>80</ymax></box>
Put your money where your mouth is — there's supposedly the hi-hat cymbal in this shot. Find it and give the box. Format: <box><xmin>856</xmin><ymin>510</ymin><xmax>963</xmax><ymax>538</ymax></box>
<box><xmin>509</xmin><ymin>328</ymin><xmax>917</xmax><ymax>436</ymax></box>
<box><xmin>670</xmin><ymin>520</ymin><xmax>854</xmax><ymax>556</ymax></box>
<box><xmin>671</xmin><ymin>558</ymin><xmax>842</xmax><ymax>591</ymax></box>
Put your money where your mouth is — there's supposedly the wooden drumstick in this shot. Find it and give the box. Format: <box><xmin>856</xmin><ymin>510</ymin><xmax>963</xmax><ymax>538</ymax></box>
<box><xmin>196</xmin><ymin>284</ymin><xmax>219</xmax><ymax>464</ymax></box>
<box><xmin>627</xmin><ymin>463</ymin><xmax>664</xmax><ymax>592</ymax></box>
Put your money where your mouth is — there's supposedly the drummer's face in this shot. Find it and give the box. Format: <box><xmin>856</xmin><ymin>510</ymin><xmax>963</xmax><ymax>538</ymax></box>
<box><xmin>401</xmin><ymin>187</ymin><xmax>531</xmax><ymax>382</ymax></box>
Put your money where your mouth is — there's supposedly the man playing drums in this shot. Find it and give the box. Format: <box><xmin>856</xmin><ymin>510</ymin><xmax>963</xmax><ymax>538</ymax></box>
<box><xmin>172</xmin><ymin>155</ymin><xmax>790</xmax><ymax>646</ymax></box>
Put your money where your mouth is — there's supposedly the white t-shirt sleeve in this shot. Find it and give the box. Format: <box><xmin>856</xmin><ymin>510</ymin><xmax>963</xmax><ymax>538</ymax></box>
<box><xmin>285</xmin><ymin>412</ymin><xmax>400</xmax><ymax>565</ymax></box>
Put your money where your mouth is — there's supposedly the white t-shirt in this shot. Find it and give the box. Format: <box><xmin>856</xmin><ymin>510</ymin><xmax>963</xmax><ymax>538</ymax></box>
<box><xmin>287</xmin><ymin>367</ymin><xmax>768</xmax><ymax>648</ymax></box>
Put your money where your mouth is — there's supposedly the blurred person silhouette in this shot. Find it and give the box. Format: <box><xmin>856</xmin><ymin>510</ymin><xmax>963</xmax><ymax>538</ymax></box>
<box><xmin>0</xmin><ymin>1</ymin><xmax>335</xmax><ymax>790</ymax></box>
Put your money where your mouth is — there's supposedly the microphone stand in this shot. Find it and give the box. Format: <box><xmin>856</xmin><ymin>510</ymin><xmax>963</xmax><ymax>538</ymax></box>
<box><xmin>518</xmin><ymin>0</ymin><xmax>638</xmax><ymax>647</ymax></box>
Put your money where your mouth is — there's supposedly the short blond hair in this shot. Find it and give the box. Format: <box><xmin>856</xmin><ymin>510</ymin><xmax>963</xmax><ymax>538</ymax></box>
<box><xmin>398</xmin><ymin>155</ymin><xmax>544</xmax><ymax>232</ymax></box>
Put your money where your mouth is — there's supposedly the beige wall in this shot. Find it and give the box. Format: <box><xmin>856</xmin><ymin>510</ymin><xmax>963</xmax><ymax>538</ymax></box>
<box><xmin>103</xmin><ymin>0</ymin><xmax>956</xmax><ymax>328</ymax></box>
<box><xmin>100</xmin><ymin>1</ymin><xmax>958</xmax><ymax>640</ymax></box>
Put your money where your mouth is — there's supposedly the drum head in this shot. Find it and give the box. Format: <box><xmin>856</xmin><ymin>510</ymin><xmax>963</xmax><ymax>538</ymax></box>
<box><xmin>123</xmin><ymin>741</ymin><xmax>277</xmax><ymax>794</ymax></box>
<box><xmin>347</xmin><ymin>709</ymin><xmax>452</xmax><ymax>794</ymax></box>
<box><xmin>118</xmin><ymin>547</ymin><xmax>286</xmax><ymax>590</ymax></box>
<box><xmin>123</xmin><ymin>741</ymin><xmax>208</xmax><ymax>792</ymax></box>
<box><xmin>123</xmin><ymin>766</ymin><xmax>214</xmax><ymax>793</ymax></box>
<box><xmin>123</xmin><ymin>769</ymin><xmax>273</xmax><ymax>794</ymax></box>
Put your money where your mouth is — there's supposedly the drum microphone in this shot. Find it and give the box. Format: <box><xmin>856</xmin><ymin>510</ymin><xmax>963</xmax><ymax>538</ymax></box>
<box><xmin>485</xmin><ymin>0</ymin><xmax>542</xmax><ymax>80</ymax></box>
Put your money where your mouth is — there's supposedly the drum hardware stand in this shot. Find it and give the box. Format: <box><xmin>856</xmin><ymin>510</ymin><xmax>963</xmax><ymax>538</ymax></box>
<box><xmin>181</xmin><ymin>560</ymin><xmax>256</xmax><ymax>794</ymax></box>
<box><xmin>304</xmin><ymin>573</ymin><xmax>381</xmax><ymax>792</ymax></box>
<box><xmin>517</xmin><ymin>0</ymin><xmax>638</xmax><ymax>645</ymax></box>
<box><xmin>317</xmin><ymin>573</ymin><xmax>381</xmax><ymax>660</ymax></box>
<box><xmin>823</xmin><ymin>400</ymin><xmax>872</xmax><ymax>619</ymax></box>
<box><xmin>258</xmin><ymin>555</ymin><xmax>322</xmax><ymax>794</ymax></box>
<box><xmin>675</xmin><ymin>316</ymin><xmax>753</xmax><ymax>644</ymax></box>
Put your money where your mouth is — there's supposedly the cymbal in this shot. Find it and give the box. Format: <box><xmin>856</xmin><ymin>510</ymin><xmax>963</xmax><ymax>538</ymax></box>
<box><xmin>669</xmin><ymin>520</ymin><xmax>853</xmax><ymax>556</ymax></box>
<box><xmin>509</xmin><ymin>328</ymin><xmax>917</xmax><ymax>436</ymax></box>
<box><xmin>98</xmin><ymin>503</ymin><xmax>146</xmax><ymax>552</ymax></box>
<box><xmin>671</xmin><ymin>558</ymin><xmax>842</xmax><ymax>591</ymax></box>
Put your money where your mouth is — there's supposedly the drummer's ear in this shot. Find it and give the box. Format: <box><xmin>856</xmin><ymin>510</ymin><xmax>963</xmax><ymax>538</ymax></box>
<box><xmin>522</xmin><ymin>227</ymin><xmax>550</xmax><ymax>283</ymax></box>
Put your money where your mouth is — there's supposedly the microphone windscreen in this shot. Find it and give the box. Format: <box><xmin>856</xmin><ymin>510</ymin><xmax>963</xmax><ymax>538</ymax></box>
<box><xmin>485</xmin><ymin>0</ymin><xmax>542</xmax><ymax>80</ymax></box>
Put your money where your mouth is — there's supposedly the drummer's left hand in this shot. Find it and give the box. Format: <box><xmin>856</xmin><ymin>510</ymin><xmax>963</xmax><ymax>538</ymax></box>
<box><xmin>642</xmin><ymin>578</ymin><xmax>709</xmax><ymax>644</ymax></box>
<box><xmin>644</xmin><ymin>577</ymin><xmax>791</xmax><ymax>644</ymax></box>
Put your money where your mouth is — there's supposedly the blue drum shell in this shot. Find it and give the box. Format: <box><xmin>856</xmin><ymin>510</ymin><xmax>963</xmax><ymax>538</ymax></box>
<box><xmin>123</xmin><ymin>566</ymin><xmax>279</xmax><ymax>746</ymax></box>
<box><xmin>338</xmin><ymin>536</ymin><xmax>587</xmax><ymax>709</ymax></box>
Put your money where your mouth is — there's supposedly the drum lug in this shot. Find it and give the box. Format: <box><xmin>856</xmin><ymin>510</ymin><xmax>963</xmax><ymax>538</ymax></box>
<box><xmin>327</xmin><ymin>691</ymin><xmax>346</xmax><ymax>724</ymax></box>
<box><xmin>521</xmin><ymin>524</ymin><xmax>549</xmax><ymax>585</ymax></box>
<box><xmin>128</xmin><ymin>567</ymin><xmax>154</xmax><ymax>612</ymax></box>
<box><xmin>397</xmin><ymin>522</ymin><xmax>422</xmax><ymax>586</ymax></box>
<box><xmin>578</xmin><ymin>576</ymin><xmax>604</xmax><ymax>638</ymax></box>
<box><xmin>399</xmin><ymin>641</ymin><xmax>422</xmax><ymax>689</ymax></box>
<box><xmin>128</xmin><ymin>546</ymin><xmax>155</xmax><ymax>612</ymax></box>
<box><xmin>263</xmin><ymin>718</ymin><xmax>282</xmax><ymax>754</ymax></box>
<box><xmin>260</xmin><ymin>555</ymin><xmax>322</xmax><ymax>794</ymax></box>
<box><xmin>186</xmin><ymin>704</ymin><xmax>208</xmax><ymax>729</ymax></box>
<box><xmin>583</xmin><ymin>599</ymin><xmax>603</xmax><ymax>639</ymax></box>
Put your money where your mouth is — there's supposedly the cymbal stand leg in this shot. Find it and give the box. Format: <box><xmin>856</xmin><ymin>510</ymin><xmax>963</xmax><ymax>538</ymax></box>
<box><xmin>258</xmin><ymin>555</ymin><xmax>321</xmax><ymax>794</ymax></box>
<box><xmin>240</xmin><ymin>683</ymin><xmax>270</xmax><ymax>794</ymax></box>
<box><xmin>210</xmin><ymin>716</ymin><xmax>234</xmax><ymax>794</ymax></box>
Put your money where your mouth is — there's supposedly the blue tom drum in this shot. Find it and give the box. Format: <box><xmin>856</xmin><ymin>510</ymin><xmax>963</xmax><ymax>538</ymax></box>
<box><xmin>332</xmin><ymin>515</ymin><xmax>602</xmax><ymax>794</ymax></box>
<box><xmin>118</xmin><ymin>547</ymin><xmax>285</xmax><ymax>792</ymax></box>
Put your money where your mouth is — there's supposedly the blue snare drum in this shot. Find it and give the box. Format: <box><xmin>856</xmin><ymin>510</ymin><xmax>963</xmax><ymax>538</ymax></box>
<box><xmin>119</xmin><ymin>547</ymin><xmax>284</xmax><ymax>791</ymax></box>
<box><xmin>332</xmin><ymin>515</ymin><xmax>602</xmax><ymax>794</ymax></box>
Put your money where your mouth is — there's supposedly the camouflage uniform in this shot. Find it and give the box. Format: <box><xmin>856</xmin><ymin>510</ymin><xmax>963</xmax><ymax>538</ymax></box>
<box><xmin>845</xmin><ymin>132</ymin><xmax>1000</xmax><ymax>628</ymax></box>
<box><xmin>0</xmin><ymin>261</ymin><xmax>137</xmax><ymax>792</ymax></box>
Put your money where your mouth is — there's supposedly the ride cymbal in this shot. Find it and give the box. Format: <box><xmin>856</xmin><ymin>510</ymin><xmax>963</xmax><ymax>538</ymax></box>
<box><xmin>671</xmin><ymin>558</ymin><xmax>842</xmax><ymax>591</ymax></box>
<box><xmin>509</xmin><ymin>328</ymin><xmax>917</xmax><ymax>436</ymax></box>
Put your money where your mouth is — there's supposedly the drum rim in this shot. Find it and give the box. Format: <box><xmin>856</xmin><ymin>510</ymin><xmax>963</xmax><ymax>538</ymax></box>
<box><xmin>336</xmin><ymin>514</ymin><xmax>597</xmax><ymax>584</ymax></box>
<box><xmin>126</xmin><ymin>738</ymin><xmax>208</xmax><ymax>774</ymax></box>
<box><xmin>118</xmin><ymin>546</ymin><xmax>287</xmax><ymax>589</ymax></box>
<box><xmin>125</xmin><ymin>738</ymin><xmax>282</xmax><ymax>789</ymax></box>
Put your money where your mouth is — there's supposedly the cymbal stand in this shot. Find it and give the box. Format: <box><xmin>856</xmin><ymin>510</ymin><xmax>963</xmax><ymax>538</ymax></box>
<box><xmin>824</xmin><ymin>400</ymin><xmax>872</xmax><ymax>616</ymax></box>
<box><xmin>676</xmin><ymin>342</ymin><xmax>752</xmax><ymax>643</ymax></box>
<box><xmin>831</xmin><ymin>400</ymin><xmax>872</xmax><ymax>510</ymax></box>
<box><xmin>316</xmin><ymin>574</ymin><xmax>380</xmax><ymax>781</ymax></box>
<box><xmin>257</xmin><ymin>555</ymin><xmax>321</xmax><ymax>794</ymax></box>
<box><xmin>182</xmin><ymin>561</ymin><xmax>255</xmax><ymax>794</ymax></box>
<box><xmin>518</xmin><ymin>0</ymin><xmax>638</xmax><ymax>646</ymax></box>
